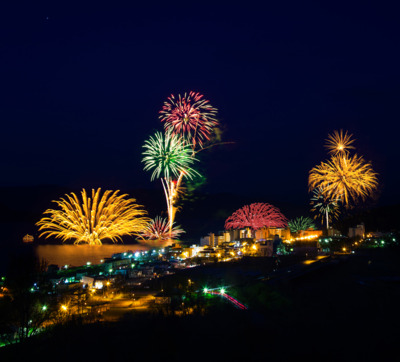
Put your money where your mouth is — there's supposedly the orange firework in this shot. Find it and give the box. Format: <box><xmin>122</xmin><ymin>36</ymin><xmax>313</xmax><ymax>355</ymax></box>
<box><xmin>308</xmin><ymin>154</ymin><xmax>378</xmax><ymax>207</ymax></box>
<box><xmin>36</xmin><ymin>188</ymin><xmax>150</xmax><ymax>245</ymax></box>
<box><xmin>325</xmin><ymin>129</ymin><xmax>356</xmax><ymax>156</ymax></box>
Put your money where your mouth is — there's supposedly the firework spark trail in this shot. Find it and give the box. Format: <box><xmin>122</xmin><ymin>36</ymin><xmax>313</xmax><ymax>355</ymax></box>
<box><xmin>206</xmin><ymin>290</ymin><xmax>247</xmax><ymax>310</ymax></box>
<box><xmin>36</xmin><ymin>188</ymin><xmax>150</xmax><ymax>245</ymax></box>
<box><xmin>225</xmin><ymin>202</ymin><xmax>288</xmax><ymax>231</ymax></box>
<box><xmin>142</xmin><ymin>130</ymin><xmax>200</xmax><ymax>237</ymax></box>
<box><xmin>144</xmin><ymin>92</ymin><xmax>221</xmax><ymax>240</ymax></box>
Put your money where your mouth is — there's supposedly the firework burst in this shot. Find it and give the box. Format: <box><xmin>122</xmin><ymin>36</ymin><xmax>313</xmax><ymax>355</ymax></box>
<box><xmin>159</xmin><ymin>91</ymin><xmax>218</xmax><ymax>148</ymax></box>
<box><xmin>325</xmin><ymin>129</ymin><xmax>356</xmax><ymax>156</ymax></box>
<box><xmin>308</xmin><ymin>154</ymin><xmax>378</xmax><ymax>207</ymax></box>
<box><xmin>36</xmin><ymin>188</ymin><xmax>150</xmax><ymax>245</ymax></box>
<box><xmin>288</xmin><ymin>217</ymin><xmax>316</xmax><ymax>233</ymax></box>
<box><xmin>225</xmin><ymin>203</ymin><xmax>288</xmax><ymax>231</ymax></box>
<box><xmin>140</xmin><ymin>216</ymin><xmax>185</xmax><ymax>241</ymax></box>
<box><xmin>142</xmin><ymin>130</ymin><xmax>200</xmax><ymax>181</ymax></box>
<box><xmin>310</xmin><ymin>186</ymin><xmax>340</xmax><ymax>229</ymax></box>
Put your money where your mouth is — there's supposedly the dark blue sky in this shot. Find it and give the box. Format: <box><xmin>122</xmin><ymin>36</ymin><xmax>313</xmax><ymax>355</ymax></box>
<box><xmin>1</xmin><ymin>2</ymin><xmax>399</xmax><ymax>209</ymax></box>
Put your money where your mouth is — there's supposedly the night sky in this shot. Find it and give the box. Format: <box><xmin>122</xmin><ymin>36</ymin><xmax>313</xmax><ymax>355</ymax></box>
<box><xmin>1</xmin><ymin>2</ymin><xmax>400</xmax><ymax>221</ymax></box>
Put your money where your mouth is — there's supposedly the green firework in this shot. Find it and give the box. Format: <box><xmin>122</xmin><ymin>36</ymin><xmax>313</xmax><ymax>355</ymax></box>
<box><xmin>288</xmin><ymin>216</ymin><xmax>316</xmax><ymax>233</ymax></box>
<box><xmin>142</xmin><ymin>130</ymin><xmax>200</xmax><ymax>181</ymax></box>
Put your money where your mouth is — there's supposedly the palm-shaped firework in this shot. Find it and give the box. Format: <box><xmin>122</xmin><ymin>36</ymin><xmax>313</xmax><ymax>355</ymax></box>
<box><xmin>159</xmin><ymin>91</ymin><xmax>219</xmax><ymax>149</ymax></box>
<box><xmin>310</xmin><ymin>186</ymin><xmax>340</xmax><ymax>229</ymax></box>
<box><xmin>36</xmin><ymin>188</ymin><xmax>150</xmax><ymax>245</ymax></box>
<box><xmin>288</xmin><ymin>216</ymin><xmax>316</xmax><ymax>233</ymax></box>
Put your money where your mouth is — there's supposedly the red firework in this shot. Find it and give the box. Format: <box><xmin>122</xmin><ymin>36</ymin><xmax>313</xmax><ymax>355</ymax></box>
<box><xmin>225</xmin><ymin>203</ymin><xmax>288</xmax><ymax>231</ymax></box>
<box><xmin>140</xmin><ymin>216</ymin><xmax>185</xmax><ymax>241</ymax></box>
<box><xmin>159</xmin><ymin>91</ymin><xmax>218</xmax><ymax>148</ymax></box>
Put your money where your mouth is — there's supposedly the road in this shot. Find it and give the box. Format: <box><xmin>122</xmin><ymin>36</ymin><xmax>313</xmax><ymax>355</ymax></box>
<box><xmin>101</xmin><ymin>291</ymin><xmax>156</xmax><ymax>321</ymax></box>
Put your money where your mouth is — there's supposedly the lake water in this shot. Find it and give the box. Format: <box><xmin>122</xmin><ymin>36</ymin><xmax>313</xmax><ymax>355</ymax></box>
<box><xmin>34</xmin><ymin>244</ymin><xmax>151</xmax><ymax>268</ymax></box>
<box><xmin>0</xmin><ymin>242</ymin><xmax>152</xmax><ymax>275</ymax></box>
<box><xmin>0</xmin><ymin>221</ymin><xmax>168</xmax><ymax>274</ymax></box>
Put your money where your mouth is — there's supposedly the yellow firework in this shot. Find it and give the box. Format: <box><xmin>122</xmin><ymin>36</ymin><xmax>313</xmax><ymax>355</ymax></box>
<box><xmin>36</xmin><ymin>188</ymin><xmax>150</xmax><ymax>245</ymax></box>
<box><xmin>325</xmin><ymin>129</ymin><xmax>356</xmax><ymax>156</ymax></box>
<box><xmin>308</xmin><ymin>154</ymin><xmax>378</xmax><ymax>206</ymax></box>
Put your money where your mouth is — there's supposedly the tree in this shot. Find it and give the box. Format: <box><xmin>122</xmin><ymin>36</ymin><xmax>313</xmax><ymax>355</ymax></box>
<box><xmin>3</xmin><ymin>248</ymin><xmax>55</xmax><ymax>343</ymax></box>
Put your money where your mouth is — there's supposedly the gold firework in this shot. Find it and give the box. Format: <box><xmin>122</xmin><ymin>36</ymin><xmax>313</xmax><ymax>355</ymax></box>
<box><xmin>308</xmin><ymin>154</ymin><xmax>378</xmax><ymax>206</ymax></box>
<box><xmin>325</xmin><ymin>129</ymin><xmax>356</xmax><ymax>156</ymax></box>
<box><xmin>36</xmin><ymin>188</ymin><xmax>150</xmax><ymax>245</ymax></box>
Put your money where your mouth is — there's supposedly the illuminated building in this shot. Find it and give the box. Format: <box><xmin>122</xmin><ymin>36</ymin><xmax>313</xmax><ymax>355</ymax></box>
<box><xmin>348</xmin><ymin>223</ymin><xmax>365</xmax><ymax>239</ymax></box>
<box><xmin>255</xmin><ymin>227</ymin><xmax>291</xmax><ymax>241</ymax></box>
<box><xmin>200</xmin><ymin>231</ymin><xmax>231</xmax><ymax>247</ymax></box>
<box><xmin>201</xmin><ymin>227</ymin><xmax>322</xmax><ymax>245</ymax></box>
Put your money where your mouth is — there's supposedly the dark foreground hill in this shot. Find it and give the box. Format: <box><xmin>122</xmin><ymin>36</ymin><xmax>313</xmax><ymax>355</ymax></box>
<box><xmin>1</xmin><ymin>247</ymin><xmax>399</xmax><ymax>362</ymax></box>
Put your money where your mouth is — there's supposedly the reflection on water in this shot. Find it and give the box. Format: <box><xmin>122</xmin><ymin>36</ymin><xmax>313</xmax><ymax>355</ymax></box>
<box><xmin>35</xmin><ymin>243</ymin><xmax>151</xmax><ymax>268</ymax></box>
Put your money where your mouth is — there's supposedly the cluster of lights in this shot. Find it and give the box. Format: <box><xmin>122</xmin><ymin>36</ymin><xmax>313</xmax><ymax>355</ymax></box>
<box><xmin>287</xmin><ymin>234</ymin><xmax>320</xmax><ymax>243</ymax></box>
